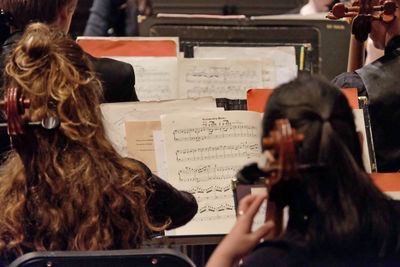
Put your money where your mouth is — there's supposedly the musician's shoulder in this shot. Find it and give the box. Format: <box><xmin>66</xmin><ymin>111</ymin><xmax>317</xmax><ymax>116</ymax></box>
<box><xmin>331</xmin><ymin>71</ymin><xmax>367</xmax><ymax>97</ymax></box>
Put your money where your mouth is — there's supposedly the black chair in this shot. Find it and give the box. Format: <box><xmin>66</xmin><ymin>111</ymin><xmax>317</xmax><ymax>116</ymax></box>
<box><xmin>9</xmin><ymin>248</ymin><xmax>196</xmax><ymax>267</ymax></box>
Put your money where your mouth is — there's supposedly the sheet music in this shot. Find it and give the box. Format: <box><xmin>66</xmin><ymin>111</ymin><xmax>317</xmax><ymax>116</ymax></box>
<box><xmin>153</xmin><ymin>130</ymin><xmax>168</xmax><ymax>180</ymax></box>
<box><xmin>250</xmin><ymin>187</ymin><xmax>268</xmax><ymax>232</ymax></box>
<box><xmin>179</xmin><ymin>58</ymin><xmax>274</xmax><ymax>99</ymax></box>
<box><xmin>109</xmin><ymin>57</ymin><xmax>178</xmax><ymax>101</ymax></box>
<box><xmin>385</xmin><ymin>192</ymin><xmax>400</xmax><ymax>200</ymax></box>
<box><xmin>125</xmin><ymin>121</ymin><xmax>161</xmax><ymax>175</ymax></box>
<box><xmin>353</xmin><ymin>109</ymin><xmax>372</xmax><ymax>173</ymax></box>
<box><xmin>276</xmin><ymin>65</ymin><xmax>298</xmax><ymax>87</ymax></box>
<box><xmin>193</xmin><ymin>46</ymin><xmax>297</xmax><ymax>87</ymax></box>
<box><xmin>100</xmin><ymin>97</ymin><xmax>217</xmax><ymax>157</ymax></box>
<box><xmin>161</xmin><ymin>111</ymin><xmax>263</xmax><ymax>235</ymax></box>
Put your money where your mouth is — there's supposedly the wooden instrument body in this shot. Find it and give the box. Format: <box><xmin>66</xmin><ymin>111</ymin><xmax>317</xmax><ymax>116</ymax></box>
<box><xmin>327</xmin><ymin>0</ymin><xmax>397</xmax><ymax>71</ymax></box>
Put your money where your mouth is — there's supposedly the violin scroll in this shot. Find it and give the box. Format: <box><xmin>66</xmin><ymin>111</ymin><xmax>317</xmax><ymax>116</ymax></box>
<box><xmin>0</xmin><ymin>87</ymin><xmax>60</xmax><ymax>136</ymax></box>
<box><xmin>261</xmin><ymin>119</ymin><xmax>304</xmax><ymax>186</ymax></box>
<box><xmin>0</xmin><ymin>87</ymin><xmax>30</xmax><ymax>136</ymax></box>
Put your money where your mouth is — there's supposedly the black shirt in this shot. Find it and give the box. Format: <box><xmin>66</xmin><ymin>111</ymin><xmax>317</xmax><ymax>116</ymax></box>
<box><xmin>331</xmin><ymin>36</ymin><xmax>400</xmax><ymax>172</ymax></box>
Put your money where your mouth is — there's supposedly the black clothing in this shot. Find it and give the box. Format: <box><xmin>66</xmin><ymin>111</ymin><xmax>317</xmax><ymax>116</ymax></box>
<box><xmin>89</xmin><ymin>55</ymin><xmax>138</xmax><ymax>102</ymax></box>
<box><xmin>332</xmin><ymin>36</ymin><xmax>400</xmax><ymax>172</ymax></box>
<box><xmin>241</xmin><ymin>200</ymin><xmax>400</xmax><ymax>266</ymax></box>
<box><xmin>137</xmin><ymin>160</ymin><xmax>198</xmax><ymax>229</ymax></box>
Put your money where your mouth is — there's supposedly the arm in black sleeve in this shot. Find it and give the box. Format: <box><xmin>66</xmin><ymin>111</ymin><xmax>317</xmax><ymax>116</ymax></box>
<box><xmin>88</xmin><ymin>54</ymin><xmax>139</xmax><ymax>102</ymax></box>
<box><xmin>136</xmin><ymin>160</ymin><xmax>198</xmax><ymax>229</ymax></box>
<box><xmin>147</xmin><ymin>173</ymin><xmax>198</xmax><ymax>229</ymax></box>
<box><xmin>331</xmin><ymin>71</ymin><xmax>368</xmax><ymax>97</ymax></box>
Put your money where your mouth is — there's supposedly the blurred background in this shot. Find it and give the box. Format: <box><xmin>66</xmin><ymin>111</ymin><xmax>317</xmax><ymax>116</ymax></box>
<box><xmin>70</xmin><ymin>0</ymin><xmax>308</xmax><ymax>37</ymax></box>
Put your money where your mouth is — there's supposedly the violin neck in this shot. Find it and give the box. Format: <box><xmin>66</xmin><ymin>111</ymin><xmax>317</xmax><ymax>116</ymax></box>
<box><xmin>266</xmin><ymin>201</ymin><xmax>284</xmax><ymax>238</ymax></box>
<box><xmin>347</xmin><ymin>34</ymin><xmax>366</xmax><ymax>72</ymax></box>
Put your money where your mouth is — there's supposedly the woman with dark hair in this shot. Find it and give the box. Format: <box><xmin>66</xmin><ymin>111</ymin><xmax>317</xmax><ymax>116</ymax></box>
<box><xmin>0</xmin><ymin>23</ymin><xmax>197</xmax><ymax>266</ymax></box>
<box><xmin>206</xmin><ymin>74</ymin><xmax>400</xmax><ymax>267</ymax></box>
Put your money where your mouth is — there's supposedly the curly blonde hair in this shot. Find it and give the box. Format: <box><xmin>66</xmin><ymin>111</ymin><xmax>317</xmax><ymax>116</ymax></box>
<box><xmin>0</xmin><ymin>23</ymin><xmax>164</xmax><ymax>262</ymax></box>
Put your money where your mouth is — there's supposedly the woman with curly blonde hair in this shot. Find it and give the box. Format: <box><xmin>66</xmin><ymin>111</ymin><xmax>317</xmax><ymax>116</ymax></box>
<box><xmin>0</xmin><ymin>22</ymin><xmax>197</xmax><ymax>265</ymax></box>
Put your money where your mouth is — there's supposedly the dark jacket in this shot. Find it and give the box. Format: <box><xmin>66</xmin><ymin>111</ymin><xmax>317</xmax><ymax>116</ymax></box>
<box><xmin>332</xmin><ymin>36</ymin><xmax>400</xmax><ymax>172</ymax></box>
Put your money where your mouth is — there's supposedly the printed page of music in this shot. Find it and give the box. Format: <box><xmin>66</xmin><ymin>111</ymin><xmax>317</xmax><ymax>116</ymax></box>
<box><xmin>100</xmin><ymin>97</ymin><xmax>217</xmax><ymax>157</ymax></box>
<box><xmin>178</xmin><ymin>58</ymin><xmax>273</xmax><ymax>99</ymax></box>
<box><xmin>161</xmin><ymin>110</ymin><xmax>263</xmax><ymax>235</ymax></box>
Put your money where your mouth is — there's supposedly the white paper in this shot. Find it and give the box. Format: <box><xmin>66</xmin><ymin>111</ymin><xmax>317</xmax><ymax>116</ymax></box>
<box><xmin>275</xmin><ymin>65</ymin><xmax>298</xmax><ymax>87</ymax></box>
<box><xmin>109</xmin><ymin>57</ymin><xmax>178</xmax><ymax>101</ymax></box>
<box><xmin>250</xmin><ymin>187</ymin><xmax>268</xmax><ymax>232</ymax></box>
<box><xmin>194</xmin><ymin>46</ymin><xmax>296</xmax><ymax>67</ymax></box>
<box><xmin>193</xmin><ymin>46</ymin><xmax>297</xmax><ymax>87</ymax></box>
<box><xmin>385</xmin><ymin>192</ymin><xmax>400</xmax><ymax>200</ymax></box>
<box><xmin>353</xmin><ymin>109</ymin><xmax>372</xmax><ymax>173</ymax></box>
<box><xmin>153</xmin><ymin>130</ymin><xmax>168</xmax><ymax>180</ymax></box>
<box><xmin>179</xmin><ymin>58</ymin><xmax>274</xmax><ymax>99</ymax></box>
<box><xmin>162</xmin><ymin>110</ymin><xmax>263</xmax><ymax>235</ymax></box>
<box><xmin>100</xmin><ymin>97</ymin><xmax>217</xmax><ymax>157</ymax></box>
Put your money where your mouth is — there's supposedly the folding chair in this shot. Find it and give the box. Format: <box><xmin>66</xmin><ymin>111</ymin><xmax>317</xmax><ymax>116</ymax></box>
<box><xmin>9</xmin><ymin>248</ymin><xmax>196</xmax><ymax>267</ymax></box>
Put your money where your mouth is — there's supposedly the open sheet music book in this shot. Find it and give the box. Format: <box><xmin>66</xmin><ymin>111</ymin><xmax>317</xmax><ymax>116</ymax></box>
<box><xmin>77</xmin><ymin>37</ymin><xmax>294</xmax><ymax>101</ymax></box>
<box><xmin>110</xmin><ymin>57</ymin><xmax>276</xmax><ymax>100</ymax></box>
<box><xmin>160</xmin><ymin>110</ymin><xmax>263</xmax><ymax>235</ymax></box>
<box><xmin>101</xmin><ymin>100</ymin><xmax>264</xmax><ymax>235</ymax></box>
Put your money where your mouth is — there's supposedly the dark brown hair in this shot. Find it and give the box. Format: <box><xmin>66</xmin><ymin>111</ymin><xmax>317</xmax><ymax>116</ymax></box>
<box><xmin>1</xmin><ymin>0</ymin><xmax>70</xmax><ymax>30</ymax></box>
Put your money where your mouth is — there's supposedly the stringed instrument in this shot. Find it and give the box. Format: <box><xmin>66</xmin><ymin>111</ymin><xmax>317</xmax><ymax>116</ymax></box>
<box><xmin>327</xmin><ymin>0</ymin><xmax>397</xmax><ymax>71</ymax></box>
<box><xmin>234</xmin><ymin>119</ymin><xmax>304</xmax><ymax>237</ymax></box>
<box><xmin>0</xmin><ymin>87</ymin><xmax>59</xmax><ymax>137</ymax></box>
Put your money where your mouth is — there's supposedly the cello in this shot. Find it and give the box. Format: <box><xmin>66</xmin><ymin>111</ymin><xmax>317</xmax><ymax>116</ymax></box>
<box><xmin>235</xmin><ymin>119</ymin><xmax>305</xmax><ymax>237</ymax></box>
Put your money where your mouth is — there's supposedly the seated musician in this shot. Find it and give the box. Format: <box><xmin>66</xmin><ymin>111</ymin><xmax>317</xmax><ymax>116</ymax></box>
<box><xmin>0</xmin><ymin>0</ymin><xmax>140</xmax><ymax>159</ymax></box>
<box><xmin>0</xmin><ymin>23</ymin><xmax>197</xmax><ymax>266</ymax></box>
<box><xmin>0</xmin><ymin>0</ymin><xmax>138</xmax><ymax>102</ymax></box>
<box><xmin>332</xmin><ymin>0</ymin><xmax>400</xmax><ymax>172</ymax></box>
<box><xmin>206</xmin><ymin>75</ymin><xmax>400</xmax><ymax>267</ymax></box>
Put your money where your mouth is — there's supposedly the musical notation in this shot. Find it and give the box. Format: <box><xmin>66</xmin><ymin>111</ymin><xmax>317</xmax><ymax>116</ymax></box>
<box><xmin>178</xmin><ymin>165</ymin><xmax>238</xmax><ymax>182</ymax></box>
<box><xmin>193</xmin><ymin>213</ymin><xmax>236</xmax><ymax>223</ymax></box>
<box><xmin>193</xmin><ymin>203</ymin><xmax>236</xmax><ymax>222</ymax></box>
<box><xmin>198</xmin><ymin>203</ymin><xmax>235</xmax><ymax>213</ymax></box>
<box><xmin>184</xmin><ymin>66</ymin><xmax>258</xmax><ymax>83</ymax></box>
<box><xmin>187</xmin><ymin>184</ymin><xmax>232</xmax><ymax>195</ymax></box>
<box><xmin>173</xmin><ymin>124</ymin><xmax>258</xmax><ymax>142</ymax></box>
<box><xmin>161</xmin><ymin>110</ymin><xmax>263</xmax><ymax>235</ymax></box>
<box><xmin>176</xmin><ymin>142</ymin><xmax>260</xmax><ymax>162</ymax></box>
<box><xmin>179</xmin><ymin>59</ymin><xmax>264</xmax><ymax>99</ymax></box>
<box><xmin>113</xmin><ymin>57</ymin><xmax>178</xmax><ymax>101</ymax></box>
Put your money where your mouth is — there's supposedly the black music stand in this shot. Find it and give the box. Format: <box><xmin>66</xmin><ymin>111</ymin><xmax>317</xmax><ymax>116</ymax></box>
<box><xmin>139</xmin><ymin>14</ymin><xmax>350</xmax><ymax>80</ymax></box>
